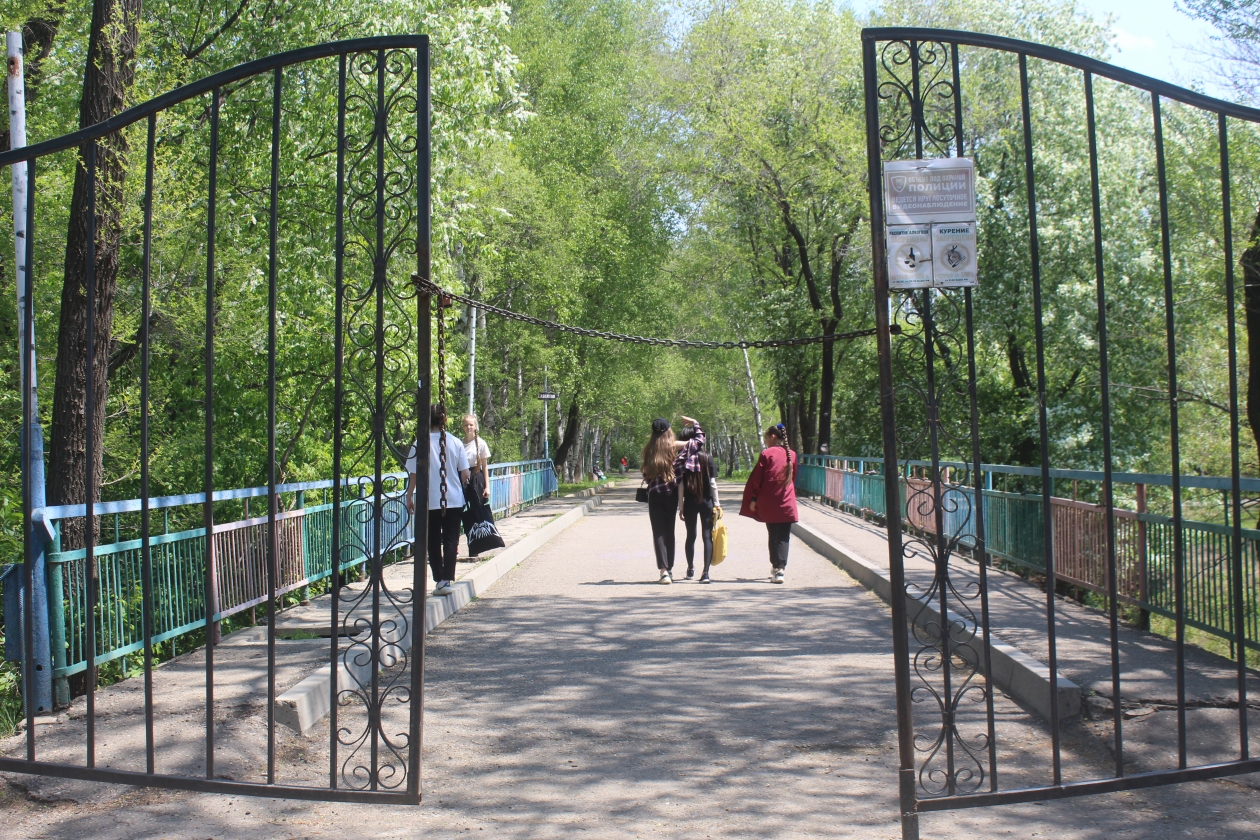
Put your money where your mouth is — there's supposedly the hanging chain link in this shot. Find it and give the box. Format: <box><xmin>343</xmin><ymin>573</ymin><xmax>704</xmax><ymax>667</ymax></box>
<box><xmin>413</xmin><ymin>276</ymin><xmax>897</xmax><ymax>349</ymax></box>
<box><xmin>435</xmin><ymin>294</ymin><xmax>449</xmax><ymax>513</ymax></box>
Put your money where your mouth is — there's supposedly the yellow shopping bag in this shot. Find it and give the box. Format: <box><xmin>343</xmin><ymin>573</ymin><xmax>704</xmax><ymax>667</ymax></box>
<box><xmin>711</xmin><ymin>507</ymin><xmax>728</xmax><ymax>565</ymax></box>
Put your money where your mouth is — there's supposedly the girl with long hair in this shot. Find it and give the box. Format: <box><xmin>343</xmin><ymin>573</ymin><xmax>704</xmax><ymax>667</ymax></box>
<box><xmin>677</xmin><ymin>450</ymin><xmax>720</xmax><ymax>582</ymax></box>
<box><xmin>739</xmin><ymin>423</ymin><xmax>798</xmax><ymax>584</ymax></box>
<box><xmin>641</xmin><ymin>414</ymin><xmax>704</xmax><ymax>583</ymax></box>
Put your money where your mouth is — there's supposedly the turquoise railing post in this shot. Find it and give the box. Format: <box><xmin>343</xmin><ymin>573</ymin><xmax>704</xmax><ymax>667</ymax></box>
<box><xmin>47</xmin><ymin>523</ymin><xmax>68</xmax><ymax>707</ymax></box>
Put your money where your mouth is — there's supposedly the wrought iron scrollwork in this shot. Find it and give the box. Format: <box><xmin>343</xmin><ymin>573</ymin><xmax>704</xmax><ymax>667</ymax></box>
<box><xmin>877</xmin><ymin>39</ymin><xmax>959</xmax><ymax>159</ymax></box>
<box><xmin>335</xmin><ymin>47</ymin><xmax>421</xmax><ymax>792</ymax></box>
<box><xmin>892</xmin><ymin>288</ymin><xmax>992</xmax><ymax>799</ymax></box>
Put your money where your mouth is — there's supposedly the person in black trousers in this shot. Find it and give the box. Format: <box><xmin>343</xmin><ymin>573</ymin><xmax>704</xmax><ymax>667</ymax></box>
<box><xmin>678</xmin><ymin>450</ymin><xmax>720</xmax><ymax>582</ymax></box>
<box><xmin>406</xmin><ymin>403</ymin><xmax>470</xmax><ymax>597</ymax></box>
<box><xmin>642</xmin><ymin>418</ymin><xmax>679</xmax><ymax>583</ymax></box>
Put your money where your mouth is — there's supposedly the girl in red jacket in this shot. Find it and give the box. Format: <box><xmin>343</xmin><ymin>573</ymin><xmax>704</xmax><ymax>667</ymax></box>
<box><xmin>739</xmin><ymin>423</ymin><xmax>798</xmax><ymax>584</ymax></box>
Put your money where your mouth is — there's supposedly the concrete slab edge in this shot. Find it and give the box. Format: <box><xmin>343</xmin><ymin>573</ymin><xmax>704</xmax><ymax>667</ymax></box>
<box><xmin>276</xmin><ymin>494</ymin><xmax>605</xmax><ymax>734</ymax></box>
<box><xmin>791</xmin><ymin>522</ymin><xmax>1081</xmax><ymax>722</ymax></box>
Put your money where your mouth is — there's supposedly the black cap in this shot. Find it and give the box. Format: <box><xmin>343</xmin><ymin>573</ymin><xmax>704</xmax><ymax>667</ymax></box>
<box><xmin>652</xmin><ymin>418</ymin><xmax>671</xmax><ymax>433</ymax></box>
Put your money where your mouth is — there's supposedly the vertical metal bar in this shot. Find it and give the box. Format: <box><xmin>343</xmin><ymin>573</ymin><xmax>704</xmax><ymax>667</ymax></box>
<box><xmin>921</xmin><ymin>290</ymin><xmax>956</xmax><ymax>794</ymax></box>
<box><xmin>370</xmin><ymin>47</ymin><xmax>386</xmax><ymax>791</ymax></box>
<box><xmin>909</xmin><ymin>40</ymin><xmax>923</xmax><ymax>159</ymax></box>
<box><xmin>204</xmin><ymin>88</ymin><xmax>220</xmax><ymax>780</ymax></box>
<box><xmin>1151</xmin><ymin>94</ymin><xmax>1188</xmax><ymax>769</ymax></box>
<box><xmin>330</xmin><ymin>51</ymin><xmax>347</xmax><ymax>791</ymax></box>
<box><xmin>963</xmin><ymin>290</ymin><xmax>998</xmax><ymax>790</ymax></box>
<box><xmin>84</xmin><ymin>141</ymin><xmax>98</xmax><ymax>768</ymax></box>
<box><xmin>408</xmin><ymin>38</ymin><xmax>431</xmax><ymax>803</ymax></box>
<box><xmin>20</xmin><ymin>157</ymin><xmax>37</xmax><ymax>760</ymax></box>
<box><xmin>1018</xmin><ymin>53</ymin><xmax>1062</xmax><ymax>783</ymax></box>
<box><xmin>953</xmin><ymin>38</ymin><xmax>988</xmax><ymax>790</ymax></box>
<box><xmin>1219</xmin><ymin>113</ymin><xmax>1250</xmax><ymax>760</ymax></box>
<box><xmin>141</xmin><ymin>114</ymin><xmax>157</xmax><ymax>775</ymax></box>
<box><xmin>1084</xmin><ymin>72</ymin><xmax>1125</xmax><ymax>776</ymax></box>
<box><xmin>265</xmin><ymin>65</ymin><xmax>283</xmax><ymax>786</ymax></box>
<box><xmin>863</xmin><ymin>34</ymin><xmax>920</xmax><ymax>840</ymax></box>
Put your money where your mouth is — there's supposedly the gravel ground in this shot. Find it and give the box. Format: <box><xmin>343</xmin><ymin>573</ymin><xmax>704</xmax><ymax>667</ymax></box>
<box><xmin>1</xmin><ymin>487</ymin><xmax>1258</xmax><ymax>838</ymax></box>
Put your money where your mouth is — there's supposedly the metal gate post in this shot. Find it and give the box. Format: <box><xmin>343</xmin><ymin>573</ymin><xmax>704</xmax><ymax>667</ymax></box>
<box><xmin>863</xmin><ymin>34</ymin><xmax>920</xmax><ymax>840</ymax></box>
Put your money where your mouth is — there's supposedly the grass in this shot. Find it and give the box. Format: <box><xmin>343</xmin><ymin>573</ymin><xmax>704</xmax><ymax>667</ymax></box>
<box><xmin>1149</xmin><ymin>614</ymin><xmax>1260</xmax><ymax>670</ymax></box>
<box><xmin>558</xmin><ymin>478</ymin><xmax>610</xmax><ymax>496</ymax></box>
<box><xmin>0</xmin><ymin>638</ymin><xmax>24</xmax><ymax>736</ymax></box>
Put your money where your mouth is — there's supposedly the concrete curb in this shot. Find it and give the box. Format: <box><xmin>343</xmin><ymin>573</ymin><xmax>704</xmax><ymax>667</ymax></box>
<box><xmin>276</xmin><ymin>494</ymin><xmax>605</xmax><ymax>734</ymax></box>
<box><xmin>792</xmin><ymin>522</ymin><xmax>1081</xmax><ymax>722</ymax></box>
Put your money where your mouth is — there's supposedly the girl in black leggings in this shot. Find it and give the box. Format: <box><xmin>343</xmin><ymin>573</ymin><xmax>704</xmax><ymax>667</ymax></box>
<box><xmin>678</xmin><ymin>451</ymin><xmax>719</xmax><ymax>582</ymax></box>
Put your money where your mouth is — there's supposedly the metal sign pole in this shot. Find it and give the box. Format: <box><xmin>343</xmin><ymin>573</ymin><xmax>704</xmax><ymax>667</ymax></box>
<box><xmin>7</xmin><ymin>30</ymin><xmax>55</xmax><ymax>713</ymax></box>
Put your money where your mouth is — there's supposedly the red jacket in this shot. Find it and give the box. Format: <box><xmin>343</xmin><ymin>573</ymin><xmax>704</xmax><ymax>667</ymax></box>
<box><xmin>740</xmin><ymin>446</ymin><xmax>799</xmax><ymax>523</ymax></box>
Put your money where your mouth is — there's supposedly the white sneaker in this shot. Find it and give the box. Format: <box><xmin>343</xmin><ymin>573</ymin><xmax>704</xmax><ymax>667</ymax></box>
<box><xmin>771</xmin><ymin>570</ymin><xmax>785</xmax><ymax>584</ymax></box>
<box><xmin>659</xmin><ymin>570</ymin><xmax>673</xmax><ymax>585</ymax></box>
<box><xmin>432</xmin><ymin>581</ymin><xmax>453</xmax><ymax>597</ymax></box>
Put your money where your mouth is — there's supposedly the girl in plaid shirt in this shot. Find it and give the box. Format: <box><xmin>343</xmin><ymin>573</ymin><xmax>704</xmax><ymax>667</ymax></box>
<box><xmin>641</xmin><ymin>416</ymin><xmax>703</xmax><ymax>583</ymax></box>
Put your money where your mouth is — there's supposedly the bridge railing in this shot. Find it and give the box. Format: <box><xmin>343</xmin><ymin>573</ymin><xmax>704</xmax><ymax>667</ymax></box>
<box><xmin>798</xmin><ymin>455</ymin><xmax>1260</xmax><ymax>652</ymax></box>
<box><xmin>6</xmin><ymin>459</ymin><xmax>556</xmax><ymax>681</ymax></box>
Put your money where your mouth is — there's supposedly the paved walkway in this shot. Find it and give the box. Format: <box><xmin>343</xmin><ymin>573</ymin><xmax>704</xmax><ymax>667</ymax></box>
<box><xmin>795</xmin><ymin>499</ymin><xmax>1260</xmax><ymax>777</ymax></box>
<box><xmin>2</xmin><ymin>487</ymin><xmax>1259</xmax><ymax>838</ymax></box>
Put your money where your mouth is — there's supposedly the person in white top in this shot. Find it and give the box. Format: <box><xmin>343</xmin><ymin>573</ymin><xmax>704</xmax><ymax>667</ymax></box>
<box><xmin>461</xmin><ymin>414</ymin><xmax>491</xmax><ymax>501</ymax></box>
<box><xmin>406</xmin><ymin>403</ymin><xmax>470</xmax><ymax>597</ymax></box>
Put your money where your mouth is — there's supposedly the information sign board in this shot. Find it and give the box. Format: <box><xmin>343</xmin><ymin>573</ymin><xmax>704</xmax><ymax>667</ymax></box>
<box><xmin>930</xmin><ymin>222</ymin><xmax>978</xmax><ymax>288</ymax></box>
<box><xmin>884</xmin><ymin>158</ymin><xmax>975</xmax><ymax>224</ymax></box>
<box><xmin>538</xmin><ymin>392</ymin><xmax>558</xmax><ymax>401</ymax></box>
<box><xmin>887</xmin><ymin>225</ymin><xmax>933</xmax><ymax>289</ymax></box>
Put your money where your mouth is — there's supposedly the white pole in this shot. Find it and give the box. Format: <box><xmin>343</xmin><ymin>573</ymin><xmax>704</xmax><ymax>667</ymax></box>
<box><xmin>542</xmin><ymin>367</ymin><xmax>550</xmax><ymax>462</ymax></box>
<box><xmin>8</xmin><ymin>32</ymin><xmax>35</xmax><ymax>397</ymax></box>
<box><xmin>467</xmin><ymin>303</ymin><xmax>476</xmax><ymax>416</ymax></box>
<box><xmin>742</xmin><ymin>345</ymin><xmax>761</xmax><ymax>438</ymax></box>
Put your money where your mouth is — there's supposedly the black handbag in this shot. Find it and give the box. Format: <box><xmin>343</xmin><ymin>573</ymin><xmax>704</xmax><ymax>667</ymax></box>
<box><xmin>462</xmin><ymin>472</ymin><xmax>505</xmax><ymax>556</ymax></box>
<box><xmin>636</xmin><ymin>481</ymin><xmax>650</xmax><ymax>504</ymax></box>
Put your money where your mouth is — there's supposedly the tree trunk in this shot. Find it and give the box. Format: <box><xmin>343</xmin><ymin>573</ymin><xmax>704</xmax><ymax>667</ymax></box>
<box><xmin>804</xmin><ymin>387</ymin><xmax>818</xmax><ymax>454</ymax></box>
<box><xmin>553</xmin><ymin>400</ymin><xmax>580</xmax><ymax>476</ymax></box>
<box><xmin>1240</xmin><ymin>205</ymin><xmax>1260</xmax><ymax>468</ymax></box>
<box><xmin>47</xmin><ymin>0</ymin><xmax>141</xmax><ymax>549</ymax></box>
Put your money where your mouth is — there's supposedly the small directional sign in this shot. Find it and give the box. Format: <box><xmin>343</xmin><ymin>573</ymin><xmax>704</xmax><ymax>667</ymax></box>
<box><xmin>537</xmin><ymin>392</ymin><xmax>558</xmax><ymax>401</ymax></box>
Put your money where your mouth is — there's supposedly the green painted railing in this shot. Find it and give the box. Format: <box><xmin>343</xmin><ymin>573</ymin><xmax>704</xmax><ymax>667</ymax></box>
<box><xmin>798</xmin><ymin>456</ymin><xmax>1260</xmax><ymax>652</ymax></box>
<box><xmin>24</xmin><ymin>460</ymin><xmax>557</xmax><ymax>681</ymax></box>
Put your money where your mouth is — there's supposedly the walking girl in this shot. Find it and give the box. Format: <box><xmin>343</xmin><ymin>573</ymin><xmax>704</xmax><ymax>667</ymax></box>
<box><xmin>641</xmin><ymin>415</ymin><xmax>704</xmax><ymax>584</ymax></box>
<box><xmin>739</xmin><ymin>423</ymin><xmax>798</xmax><ymax>584</ymax></box>
<box><xmin>462</xmin><ymin>413</ymin><xmax>492</xmax><ymax>503</ymax></box>
<box><xmin>677</xmin><ymin>449</ymin><xmax>719</xmax><ymax>582</ymax></box>
<box><xmin>406</xmin><ymin>403</ymin><xmax>471</xmax><ymax>597</ymax></box>
<box><xmin>642</xmin><ymin>418</ymin><xmax>680</xmax><ymax>583</ymax></box>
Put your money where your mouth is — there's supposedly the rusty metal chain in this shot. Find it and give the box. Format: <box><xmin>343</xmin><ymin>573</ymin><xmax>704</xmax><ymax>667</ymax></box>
<box><xmin>435</xmin><ymin>294</ymin><xmax>449</xmax><ymax>513</ymax></box>
<box><xmin>414</xmin><ymin>276</ymin><xmax>897</xmax><ymax>348</ymax></box>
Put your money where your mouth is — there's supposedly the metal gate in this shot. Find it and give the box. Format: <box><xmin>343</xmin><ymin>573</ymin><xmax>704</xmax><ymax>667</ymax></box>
<box><xmin>865</xmin><ymin>27</ymin><xmax>1260</xmax><ymax>838</ymax></box>
<box><xmin>0</xmin><ymin>36</ymin><xmax>432</xmax><ymax>802</ymax></box>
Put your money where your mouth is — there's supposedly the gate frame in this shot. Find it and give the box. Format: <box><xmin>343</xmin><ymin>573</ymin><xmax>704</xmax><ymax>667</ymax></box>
<box><xmin>0</xmin><ymin>34</ymin><xmax>433</xmax><ymax>805</ymax></box>
<box><xmin>863</xmin><ymin>26</ymin><xmax>1260</xmax><ymax>839</ymax></box>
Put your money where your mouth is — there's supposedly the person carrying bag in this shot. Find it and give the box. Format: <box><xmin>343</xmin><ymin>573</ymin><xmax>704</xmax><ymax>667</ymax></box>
<box><xmin>460</xmin><ymin>413</ymin><xmax>504</xmax><ymax>556</ymax></box>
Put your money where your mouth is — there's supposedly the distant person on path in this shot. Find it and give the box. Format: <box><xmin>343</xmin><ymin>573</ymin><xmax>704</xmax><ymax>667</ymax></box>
<box><xmin>620</xmin><ymin>456</ymin><xmax>628</xmax><ymax>475</ymax></box>
<box><xmin>462</xmin><ymin>414</ymin><xmax>492</xmax><ymax>502</ymax></box>
<box><xmin>641</xmin><ymin>416</ymin><xmax>701</xmax><ymax>584</ymax></box>
<box><xmin>739</xmin><ymin>423</ymin><xmax>798</xmax><ymax>584</ymax></box>
<box><xmin>407</xmin><ymin>403</ymin><xmax>470</xmax><ymax>597</ymax></box>
<box><xmin>677</xmin><ymin>449</ymin><xmax>719</xmax><ymax>583</ymax></box>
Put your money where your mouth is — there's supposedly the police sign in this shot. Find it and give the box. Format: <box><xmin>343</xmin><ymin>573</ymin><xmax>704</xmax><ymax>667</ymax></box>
<box><xmin>883</xmin><ymin>158</ymin><xmax>979</xmax><ymax>288</ymax></box>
